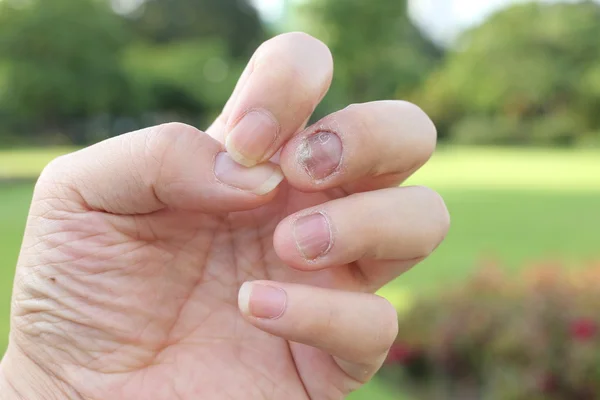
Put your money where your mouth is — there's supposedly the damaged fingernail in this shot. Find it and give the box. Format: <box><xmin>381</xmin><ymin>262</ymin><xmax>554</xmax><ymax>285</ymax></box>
<box><xmin>298</xmin><ymin>131</ymin><xmax>343</xmax><ymax>180</ymax></box>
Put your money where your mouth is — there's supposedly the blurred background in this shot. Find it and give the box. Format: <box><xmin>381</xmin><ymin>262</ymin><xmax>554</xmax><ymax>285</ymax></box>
<box><xmin>1</xmin><ymin>0</ymin><xmax>599</xmax><ymax>398</ymax></box>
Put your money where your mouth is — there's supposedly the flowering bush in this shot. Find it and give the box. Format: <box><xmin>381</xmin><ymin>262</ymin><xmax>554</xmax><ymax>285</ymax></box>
<box><xmin>383</xmin><ymin>259</ymin><xmax>600</xmax><ymax>400</ymax></box>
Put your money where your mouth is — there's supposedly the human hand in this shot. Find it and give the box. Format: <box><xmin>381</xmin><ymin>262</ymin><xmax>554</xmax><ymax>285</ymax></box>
<box><xmin>0</xmin><ymin>33</ymin><xmax>449</xmax><ymax>400</ymax></box>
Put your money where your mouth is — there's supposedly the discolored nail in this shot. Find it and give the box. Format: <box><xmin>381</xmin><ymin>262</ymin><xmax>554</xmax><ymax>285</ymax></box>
<box><xmin>238</xmin><ymin>282</ymin><xmax>287</xmax><ymax>319</ymax></box>
<box><xmin>293</xmin><ymin>213</ymin><xmax>332</xmax><ymax>260</ymax></box>
<box><xmin>214</xmin><ymin>152</ymin><xmax>284</xmax><ymax>195</ymax></box>
<box><xmin>226</xmin><ymin>110</ymin><xmax>279</xmax><ymax>167</ymax></box>
<box><xmin>298</xmin><ymin>131</ymin><xmax>343</xmax><ymax>180</ymax></box>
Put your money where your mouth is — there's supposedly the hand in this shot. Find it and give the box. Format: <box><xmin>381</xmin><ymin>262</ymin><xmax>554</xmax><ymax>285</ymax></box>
<box><xmin>0</xmin><ymin>33</ymin><xmax>449</xmax><ymax>400</ymax></box>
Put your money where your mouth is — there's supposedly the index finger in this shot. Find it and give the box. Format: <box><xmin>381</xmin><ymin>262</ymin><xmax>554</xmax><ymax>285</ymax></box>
<box><xmin>220</xmin><ymin>32</ymin><xmax>334</xmax><ymax>167</ymax></box>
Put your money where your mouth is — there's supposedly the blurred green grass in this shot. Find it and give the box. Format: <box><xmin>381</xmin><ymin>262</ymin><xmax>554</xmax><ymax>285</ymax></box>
<box><xmin>0</xmin><ymin>147</ymin><xmax>76</xmax><ymax>179</ymax></box>
<box><xmin>2</xmin><ymin>146</ymin><xmax>600</xmax><ymax>189</ymax></box>
<box><xmin>407</xmin><ymin>146</ymin><xmax>600</xmax><ymax>192</ymax></box>
<box><xmin>1</xmin><ymin>146</ymin><xmax>599</xmax><ymax>399</ymax></box>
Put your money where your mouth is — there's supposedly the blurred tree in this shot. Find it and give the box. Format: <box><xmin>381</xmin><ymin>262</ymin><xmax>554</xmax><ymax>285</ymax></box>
<box><xmin>130</xmin><ymin>0</ymin><xmax>265</xmax><ymax>58</ymax></box>
<box><xmin>122</xmin><ymin>39</ymin><xmax>244</xmax><ymax>128</ymax></box>
<box><xmin>0</xmin><ymin>0</ymin><xmax>133</xmax><ymax>145</ymax></box>
<box><xmin>418</xmin><ymin>2</ymin><xmax>600</xmax><ymax>146</ymax></box>
<box><xmin>0</xmin><ymin>0</ymin><xmax>267</xmax><ymax>146</ymax></box>
<box><xmin>300</xmin><ymin>0</ymin><xmax>442</xmax><ymax>114</ymax></box>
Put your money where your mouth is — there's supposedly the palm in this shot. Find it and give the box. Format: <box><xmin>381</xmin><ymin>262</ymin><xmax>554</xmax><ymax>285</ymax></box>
<box><xmin>14</xmin><ymin>183</ymin><xmax>365</xmax><ymax>399</ymax></box>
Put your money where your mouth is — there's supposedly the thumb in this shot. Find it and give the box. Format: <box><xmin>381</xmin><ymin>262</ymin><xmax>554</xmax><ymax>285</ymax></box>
<box><xmin>35</xmin><ymin>123</ymin><xmax>284</xmax><ymax>215</ymax></box>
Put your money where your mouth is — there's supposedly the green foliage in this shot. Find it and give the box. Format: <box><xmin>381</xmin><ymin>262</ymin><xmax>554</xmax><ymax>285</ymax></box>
<box><xmin>0</xmin><ymin>183</ymin><xmax>33</xmax><ymax>359</ymax></box>
<box><xmin>131</xmin><ymin>0</ymin><xmax>265</xmax><ymax>58</ymax></box>
<box><xmin>347</xmin><ymin>377</ymin><xmax>404</xmax><ymax>400</ymax></box>
<box><xmin>0</xmin><ymin>0</ymin><xmax>132</xmax><ymax>144</ymax></box>
<box><xmin>1</xmin><ymin>0</ymin><xmax>599</xmax><ymax>148</ymax></box>
<box><xmin>0</xmin><ymin>0</ymin><xmax>124</xmax><ymax>114</ymax></box>
<box><xmin>419</xmin><ymin>2</ymin><xmax>600</xmax><ymax>145</ymax></box>
<box><xmin>299</xmin><ymin>0</ymin><xmax>442</xmax><ymax>115</ymax></box>
<box><xmin>0</xmin><ymin>0</ymin><xmax>265</xmax><ymax>147</ymax></box>
<box><xmin>122</xmin><ymin>39</ymin><xmax>243</xmax><ymax>127</ymax></box>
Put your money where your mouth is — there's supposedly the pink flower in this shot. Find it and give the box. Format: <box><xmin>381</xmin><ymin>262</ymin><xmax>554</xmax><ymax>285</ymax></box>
<box><xmin>385</xmin><ymin>343</ymin><xmax>416</xmax><ymax>365</ymax></box>
<box><xmin>539</xmin><ymin>373</ymin><xmax>558</xmax><ymax>393</ymax></box>
<box><xmin>570</xmin><ymin>319</ymin><xmax>597</xmax><ymax>341</ymax></box>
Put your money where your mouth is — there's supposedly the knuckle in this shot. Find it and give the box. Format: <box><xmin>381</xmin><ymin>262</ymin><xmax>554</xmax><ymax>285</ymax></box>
<box><xmin>34</xmin><ymin>153</ymin><xmax>84</xmax><ymax>212</ymax></box>
<box><xmin>38</xmin><ymin>154</ymin><xmax>65</xmax><ymax>181</ymax></box>
<box><xmin>153</xmin><ymin>122</ymin><xmax>200</xmax><ymax>143</ymax></box>
<box><xmin>160</xmin><ymin>121</ymin><xmax>198</xmax><ymax>132</ymax></box>
<box><xmin>37</xmin><ymin>153</ymin><xmax>74</xmax><ymax>188</ymax></box>
<box><xmin>343</xmin><ymin>103</ymin><xmax>362</xmax><ymax>113</ymax></box>
<box><xmin>147</xmin><ymin>122</ymin><xmax>201</xmax><ymax>159</ymax></box>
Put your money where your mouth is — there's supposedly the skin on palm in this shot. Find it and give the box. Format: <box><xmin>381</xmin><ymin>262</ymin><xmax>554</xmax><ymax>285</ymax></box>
<box><xmin>0</xmin><ymin>33</ymin><xmax>449</xmax><ymax>400</ymax></box>
<box><xmin>13</xmin><ymin>191</ymin><xmax>346</xmax><ymax>397</ymax></box>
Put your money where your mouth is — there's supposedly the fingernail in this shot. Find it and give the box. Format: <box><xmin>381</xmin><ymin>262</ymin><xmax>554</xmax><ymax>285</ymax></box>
<box><xmin>238</xmin><ymin>282</ymin><xmax>287</xmax><ymax>319</ymax></box>
<box><xmin>293</xmin><ymin>213</ymin><xmax>332</xmax><ymax>260</ymax></box>
<box><xmin>226</xmin><ymin>111</ymin><xmax>279</xmax><ymax>167</ymax></box>
<box><xmin>215</xmin><ymin>152</ymin><xmax>284</xmax><ymax>195</ymax></box>
<box><xmin>298</xmin><ymin>131</ymin><xmax>343</xmax><ymax>180</ymax></box>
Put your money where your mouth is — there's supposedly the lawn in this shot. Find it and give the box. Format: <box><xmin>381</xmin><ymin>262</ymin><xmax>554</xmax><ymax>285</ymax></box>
<box><xmin>0</xmin><ymin>146</ymin><xmax>599</xmax><ymax>399</ymax></box>
<box><xmin>0</xmin><ymin>147</ymin><xmax>76</xmax><ymax>180</ymax></box>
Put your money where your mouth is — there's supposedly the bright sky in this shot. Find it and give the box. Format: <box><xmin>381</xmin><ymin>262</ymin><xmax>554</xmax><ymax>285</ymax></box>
<box><xmin>253</xmin><ymin>0</ymin><xmax>599</xmax><ymax>45</ymax></box>
<box><xmin>408</xmin><ymin>0</ymin><xmax>597</xmax><ymax>44</ymax></box>
<box><xmin>409</xmin><ymin>0</ymin><xmax>534</xmax><ymax>44</ymax></box>
<box><xmin>250</xmin><ymin>0</ymin><xmax>288</xmax><ymax>23</ymax></box>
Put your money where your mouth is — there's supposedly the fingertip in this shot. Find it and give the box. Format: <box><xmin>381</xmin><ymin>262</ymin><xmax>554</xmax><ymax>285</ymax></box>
<box><xmin>225</xmin><ymin>135</ymin><xmax>258</xmax><ymax>168</ymax></box>
<box><xmin>237</xmin><ymin>281</ymin><xmax>288</xmax><ymax>320</ymax></box>
<box><xmin>252</xmin><ymin>167</ymin><xmax>284</xmax><ymax>196</ymax></box>
<box><xmin>214</xmin><ymin>152</ymin><xmax>284</xmax><ymax>197</ymax></box>
<box><xmin>238</xmin><ymin>282</ymin><xmax>252</xmax><ymax>317</ymax></box>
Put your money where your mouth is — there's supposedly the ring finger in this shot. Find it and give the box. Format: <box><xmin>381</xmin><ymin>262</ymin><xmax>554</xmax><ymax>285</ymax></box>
<box><xmin>273</xmin><ymin>186</ymin><xmax>450</xmax><ymax>287</ymax></box>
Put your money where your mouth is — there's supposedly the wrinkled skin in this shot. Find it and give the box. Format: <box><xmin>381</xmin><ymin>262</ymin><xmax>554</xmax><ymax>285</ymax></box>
<box><xmin>11</xmin><ymin>177</ymin><xmax>377</xmax><ymax>399</ymax></box>
<box><xmin>0</xmin><ymin>33</ymin><xmax>449</xmax><ymax>400</ymax></box>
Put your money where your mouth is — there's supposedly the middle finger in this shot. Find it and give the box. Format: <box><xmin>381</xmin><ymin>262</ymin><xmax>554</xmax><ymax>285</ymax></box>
<box><xmin>280</xmin><ymin>100</ymin><xmax>437</xmax><ymax>194</ymax></box>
